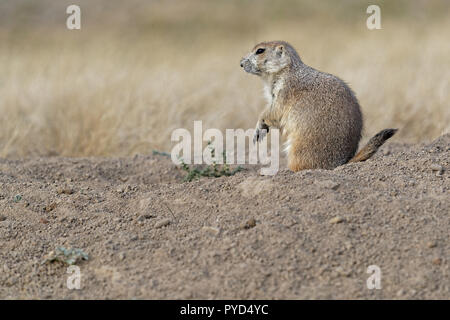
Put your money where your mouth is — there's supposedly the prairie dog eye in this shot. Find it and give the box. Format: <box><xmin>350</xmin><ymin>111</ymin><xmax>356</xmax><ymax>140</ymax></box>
<box><xmin>255</xmin><ymin>48</ymin><xmax>265</xmax><ymax>55</ymax></box>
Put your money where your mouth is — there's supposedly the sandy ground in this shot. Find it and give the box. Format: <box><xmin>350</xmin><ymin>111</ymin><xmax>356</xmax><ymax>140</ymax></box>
<box><xmin>0</xmin><ymin>134</ymin><xmax>448</xmax><ymax>299</ymax></box>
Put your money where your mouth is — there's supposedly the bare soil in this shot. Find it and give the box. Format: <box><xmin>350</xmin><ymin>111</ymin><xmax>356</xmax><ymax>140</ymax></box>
<box><xmin>0</xmin><ymin>135</ymin><xmax>448</xmax><ymax>299</ymax></box>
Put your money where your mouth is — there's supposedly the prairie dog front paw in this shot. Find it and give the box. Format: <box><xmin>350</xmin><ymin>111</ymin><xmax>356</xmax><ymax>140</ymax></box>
<box><xmin>253</xmin><ymin>120</ymin><xmax>269</xmax><ymax>144</ymax></box>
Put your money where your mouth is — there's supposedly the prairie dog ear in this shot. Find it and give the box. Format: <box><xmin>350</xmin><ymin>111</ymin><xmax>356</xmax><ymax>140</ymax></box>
<box><xmin>275</xmin><ymin>45</ymin><xmax>284</xmax><ymax>57</ymax></box>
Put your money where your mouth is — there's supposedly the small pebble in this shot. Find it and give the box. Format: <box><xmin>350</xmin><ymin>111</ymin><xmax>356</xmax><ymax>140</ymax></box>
<box><xmin>154</xmin><ymin>218</ymin><xmax>171</xmax><ymax>228</ymax></box>
<box><xmin>427</xmin><ymin>241</ymin><xmax>437</xmax><ymax>248</ymax></box>
<box><xmin>57</xmin><ymin>188</ymin><xmax>74</xmax><ymax>195</ymax></box>
<box><xmin>329</xmin><ymin>216</ymin><xmax>344</xmax><ymax>224</ymax></box>
<box><xmin>432</xmin><ymin>258</ymin><xmax>442</xmax><ymax>265</ymax></box>
<box><xmin>430</xmin><ymin>164</ymin><xmax>443</xmax><ymax>173</ymax></box>
<box><xmin>202</xmin><ymin>226</ymin><xmax>220</xmax><ymax>235</ymax></box>
<box><xmin>242</xmin><ymin>218</ymin><xmax>256</xmax><ymax>229</ymax></box>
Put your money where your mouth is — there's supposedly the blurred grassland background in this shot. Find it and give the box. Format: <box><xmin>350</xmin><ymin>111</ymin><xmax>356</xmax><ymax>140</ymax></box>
<box><xmin>0</xmin><ymin>0</ymin><xmax>449</xmax><ymax>157</ymax></box>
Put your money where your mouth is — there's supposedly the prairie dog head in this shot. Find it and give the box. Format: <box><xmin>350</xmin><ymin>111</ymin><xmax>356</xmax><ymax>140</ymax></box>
<box><xmin>240</xmin><ymin>41</ymin><xmax>300</xmax><ymax>77</ymax></box>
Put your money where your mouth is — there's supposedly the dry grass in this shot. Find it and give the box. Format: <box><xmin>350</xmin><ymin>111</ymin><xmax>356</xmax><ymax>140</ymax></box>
<box><xmin>0</xmin><ymin>0</ymin><xmax>449</xmax><ymax>157</ymax></box>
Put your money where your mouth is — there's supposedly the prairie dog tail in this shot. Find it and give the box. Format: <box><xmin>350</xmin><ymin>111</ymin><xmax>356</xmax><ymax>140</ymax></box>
<box><xmin>348</xmin><ymin>129</ymin><xmax>398</xmax><ymax>163</ymax></box>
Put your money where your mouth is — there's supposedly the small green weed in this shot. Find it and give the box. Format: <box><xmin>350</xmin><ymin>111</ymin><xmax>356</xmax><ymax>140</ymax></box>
<box><xmin>43</xmin><ymin>247</ymin><xmax>89</xmax><ymax>266</ymax></box>
<box><xmin>152</xmin><ymin>150</ymin><xmax>171</xmax><ymax>157</ymax></box>
<box><xmin>179</xmin><ymin>142</ymin><xmax>244</xmax><ymax>182</ymax></box>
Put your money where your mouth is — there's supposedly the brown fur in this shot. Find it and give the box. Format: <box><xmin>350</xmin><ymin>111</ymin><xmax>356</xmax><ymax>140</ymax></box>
<box><xmin>240</xmin><ymin>41</ymin><xmax>397</xmax><ymax>171</ymax></box>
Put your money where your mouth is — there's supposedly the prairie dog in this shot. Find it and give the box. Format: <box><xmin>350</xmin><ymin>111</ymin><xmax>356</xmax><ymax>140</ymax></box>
<box><xmin>240</xmin><ymin>40</ymin><xmax>397</xmax><ymax>171</ymax></box>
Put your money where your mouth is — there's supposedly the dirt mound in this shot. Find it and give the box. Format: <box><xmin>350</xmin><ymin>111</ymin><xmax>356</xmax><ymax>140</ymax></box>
<box><xmin>0</xmin><ymin>135</ymin><xmax>448</xmax><ymax>299</ymax></box>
